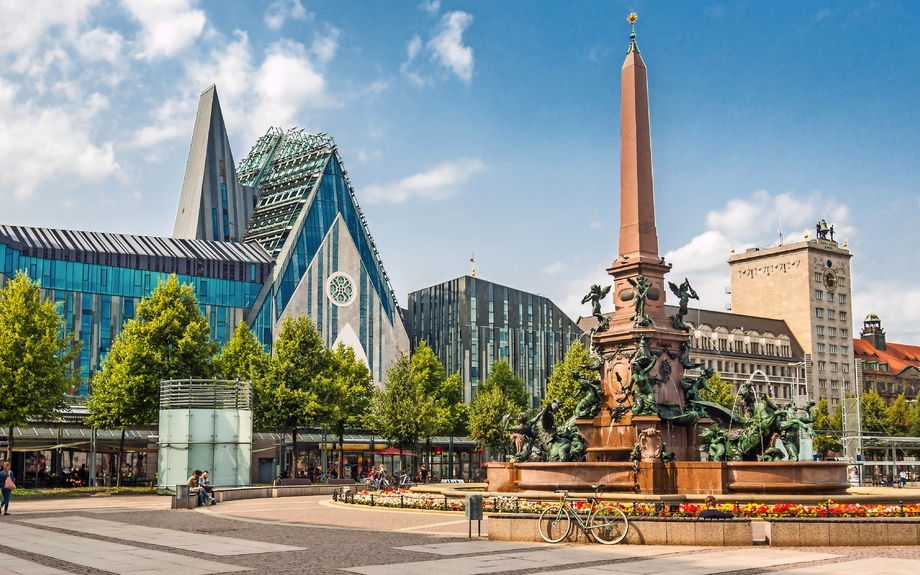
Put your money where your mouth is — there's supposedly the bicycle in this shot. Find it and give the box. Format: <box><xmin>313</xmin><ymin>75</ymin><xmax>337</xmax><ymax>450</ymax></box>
<box><xmin>538</xmin><ymin>483</ymin><xmax>628</xmax><ymax>545</ymax></box>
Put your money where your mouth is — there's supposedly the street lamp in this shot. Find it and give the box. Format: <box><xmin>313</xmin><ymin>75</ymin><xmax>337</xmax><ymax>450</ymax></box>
<box><xmin>788</xmin><ymin>361</ymin><xmax>807</xmax><ymax>404</ymax></box>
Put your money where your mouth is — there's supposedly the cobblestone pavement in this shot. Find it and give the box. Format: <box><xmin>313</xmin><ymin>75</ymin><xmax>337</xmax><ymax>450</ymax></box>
<box><xmin>1</xmin><ymin>495</ymin><xmax>920</xmax><ymax>574</ymax></box>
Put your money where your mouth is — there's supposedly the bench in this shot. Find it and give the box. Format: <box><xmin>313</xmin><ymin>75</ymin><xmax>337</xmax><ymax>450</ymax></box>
<box><xmin>279</xmin><ymin>478</ymin><xmax>312</xmax><ymax>486</ymax></box>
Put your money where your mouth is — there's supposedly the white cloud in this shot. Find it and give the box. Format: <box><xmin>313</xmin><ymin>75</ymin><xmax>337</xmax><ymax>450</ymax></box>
<box><xmin>0</xmin><ymin>78</ymin><xmax>118</xmax><ymax>200</ymax></box>
<box><xmin>401</xmin><ymin>35</ymin><xmax>427</xmax><ymax>87</ymax></box>
<box><xmin>557</xmin><ymin>260</ymin><xmax>616</xmax><ymax>322</ymax></box>
<box><xmin>407</xmin><ymin>35</ymin><xmax>423</xmax><ymax>61</ymax></box>
<box><xmin>853</xmin><ymin>275</ymin><xmax>920</xmax><ymax>343</ymax></box>
<box><xmin>542</xmin><ymin>262</ymin><xmax>567</xmax><ymax>275</ymax></box>
<box><xmin>363</xmin><ymin>158</ymin><xmax>485</xmax><ymax>204</ymax></box>
<box><xmin>122</xmin><ymin>0</ymin><xmax>206</xmax><ymax>60</ymax></box>
<box><xmin>0</xmin><ymin>0</ymin><xmax>99</xmax><ymax>57</ymax></box>
<box><xmin>420</xmin><ymin>0</ymin><xmax>441</xmax><ymax>15</ymax></box>
<box><xmin>264</xmin><ymin>0</ymin><xmax>312</xmax><ymax>30</ymax></box>
<box><xmin>310</xmin><ymin>27</ymin><xmax>341</xmax><ymax>64</ymax></box>
<box><xmin>427</xmin><ymin>11</ymin><xmax>474</xmax><ymax>83</ymax></box>
<box><xmin>132</xmin><ymin>96</ymin><xmax>197</xmax><ymax>148</ymax></box>
<box><xmin>74</xmin><ymin>27</ymin><xmax>124</xmax><ymax>64</ymax></box>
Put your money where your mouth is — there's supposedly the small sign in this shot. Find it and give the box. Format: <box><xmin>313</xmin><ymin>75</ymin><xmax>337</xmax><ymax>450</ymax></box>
<box><xmin>434</xmin><ymin>447</ymin><xmax>442</xmax><ymax>455</ymax></box>
<box><xmin>441</xmin><ymin>479</ymin><xmax>464</xmax><ymax>484</ymax></box>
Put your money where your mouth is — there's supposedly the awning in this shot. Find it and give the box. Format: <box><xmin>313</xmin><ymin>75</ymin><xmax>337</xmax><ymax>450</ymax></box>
<box><xmin>371</xmin><ymin>447</ymin><xmax>417</xmax><ymax>457</ymax></box>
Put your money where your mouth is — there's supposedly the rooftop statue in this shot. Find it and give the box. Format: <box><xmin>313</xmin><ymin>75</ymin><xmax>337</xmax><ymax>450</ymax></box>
<box><xmin>815</xmin><ymin>218</ymin><xmax>835</xmax><ymax>241</ymax></box>
<box><xmin>581</xmin><ymin>284</ymin><xmax>611</xmax><ymax>333</ymax></box>
<box><xmin>627</xmin><ymin>275</ymin><xmax>653</xmax><ymax>327</ymax></box>
<box><xmin>668</xmin><ymin>278</ymin><xmax>698</xmax><ymax>331</ymax></box>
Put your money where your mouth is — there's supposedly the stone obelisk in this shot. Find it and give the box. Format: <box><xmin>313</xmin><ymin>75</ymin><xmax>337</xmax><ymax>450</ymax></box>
<box><xmin>583</xmin><ymin>16</ymin><xmax>697</xmax><ymax>465</ymax></box>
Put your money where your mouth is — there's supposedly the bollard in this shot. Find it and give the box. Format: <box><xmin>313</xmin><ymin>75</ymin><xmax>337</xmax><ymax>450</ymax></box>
<box><xmin>444</xmin><ymin>495</ymin><xmax>449</xmax><ymax>511</ymax></box>
<box><xmin>371</xmin><ymin>493</ymin><xmax>375</xmax><ymax>506</ymax></box>
<box><xmin>400</xmin><ymin>495</ymin><xmax>404</xmax><ymax>508</ymax></box>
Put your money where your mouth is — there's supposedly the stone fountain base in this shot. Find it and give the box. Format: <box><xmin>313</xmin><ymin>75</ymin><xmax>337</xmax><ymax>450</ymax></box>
<box><xmin>486</xmin><ymin>460</ymin><xmax>849</xmax><ymax>495</ymax></box>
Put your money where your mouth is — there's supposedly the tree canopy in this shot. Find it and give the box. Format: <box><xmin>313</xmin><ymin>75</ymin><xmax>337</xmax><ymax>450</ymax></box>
<box><xmin>372</xmin><ymin>350</ymin><xmax>435</xmax><ymax>451</ymax></box>
<box><xmin>699</xmin><ymin>371</ymin><xmax>737</xmax><ymax>411</ymax></box>
<box><xmin>479</xmin><ymin>360</ymin><xmax>528</xmax><ymax>411</ymax></box>
<box><xmin>216</xmin><ymin>322</ymin><xmax>269</xmax><ymax>383</ymax></box>
<box><xmin>87</xmin><ymin>275</ymin><xmax>216</xmax><ymax>431</ymax></box>
<box><xmin>469</xmin><ymin>385</ymin><xmax>514</xmax><ymax>457</ymax></box>
<box><xmin>544</xmin><ymin>341</ymin><xmax>594</xmax><ymax>422</ymax></box>
<box><xmin>0</xmin><ymin>272</ymin><xmax>80</xmax><ymax>459</ymax></box>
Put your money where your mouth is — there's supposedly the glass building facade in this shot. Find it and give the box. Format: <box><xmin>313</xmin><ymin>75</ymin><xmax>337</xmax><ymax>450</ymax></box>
<box><xmin>0</xmin><ymin>225</ymin><xmax>273</xmax><ymax>394</ymax></box>
<box><xmin>406</xmin><ymin>275</ymin><xmax>583</xmax><ymax>407</ymax></box>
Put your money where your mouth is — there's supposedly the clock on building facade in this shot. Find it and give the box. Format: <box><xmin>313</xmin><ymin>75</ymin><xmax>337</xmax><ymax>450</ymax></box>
<box><xmin>823</xmin><ymin>267</ymin><xmax>838</xmax><ymax>292</ymax></box>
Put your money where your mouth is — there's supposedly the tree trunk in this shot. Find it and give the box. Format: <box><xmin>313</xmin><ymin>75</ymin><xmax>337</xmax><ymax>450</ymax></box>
<box><xmin>338</xmin><ymin>432</ymin><xmax>344</xmax><ymax>480</ymax></box>
<box><xmin>6</xmin><ymin>425</ymin><xmax>12</xmax><ymax>466</ymax></box>
<box><xmin>291</xmin><ymin>428</ymin><xmax>298</xmax><ymax>477</ymax></box>
<box><xmin>116</xmin><ymin>429</ymin><xmax>126</xmax><ymax>488</ymax></box>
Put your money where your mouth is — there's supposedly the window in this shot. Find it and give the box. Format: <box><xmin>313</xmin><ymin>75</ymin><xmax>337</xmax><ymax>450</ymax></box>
<box><xmin>815</xmin><ymin>290</ymin><xmax>823</xmax><ymax>300</ymax></box>
<box><xmin>829</xmin><ymin>345</ymin><xmax>837</xmax><ymax>354</ymax></box>
<box><xmin>841</xmin><ymin>329</ymin><xmax>849</xmax><ymax>338</ymax></box>
<box><xmin>828</xmin><ymin>327</ymin><xmax>836</xmax><ymax>337</ymax></box>
<box><xmin>840</xmin><ymin>311</ymin><xmax>847</xmax><ymax>321</ymax></box>
<box><xmin>830</xmin><ymin>362</ymin><xmax>838</xmax><ymax>372</ymax></box>
<box><xmin>828</xmin><ymin>309</ymin><xmax>835</xmax><ymax>319</ymax></box>
<box><xmin>842</xmin><ymin>346</ymin><xmax>848</xmax><ymax>356</ymax></box>
<box><xmin>842</xmin><ymin>363</ymin><xmax>849</xmax><ymax>373</ymax></box>
<box><xmin>838</xmin><ymin>277</ymin><xmax>845</xmax><ymax>287</ymax></box>
<box><xmin>879</xmin><ymin>362</ymin><xmax>889</xmax><ymax>372</ymax></box>
<box><xmin>818</xmin><ymin>361</ymin><xmax>826</xmax><ymax>371</ymax></box>
<box><xmin>816</xmin><ymin>308</ymin><xmax>824</xmax><ymax>318</ymax></box>
<box><xmin>817</xmin><ymin>326</ymin><xmax>824</xmax><ymax>335</ymax></box>
<box><xmin>838</xmin><ymin>294</ymin><xmax>846</xmax><ymax>304</ymax></box>
<box><xmin>734</xmin><ymin>341</ymin><xmax>743</xmax><ymax>353</ymax></box>
<box><xmin>844</xmin><ymin>381</ymin><xmax>850</xmax><ymax>391</ymax></box>
<box><xmin>815</xmin><ymin>272</ymin><xmax>822</xmax><ymax>282</ymax></box>
<box><xmin>817</xmin><ymin>343</ymin><xmax>825</xmax><ymax>352</ymax></box>
<box><xmin>831</xmin><ymin>380</ymin><xmax>838</xmax><ymax>389</ymax></box>
<box><xmin>819</xmin><ymin>378</ymin><xmax>827</xmax><ymax>388</ymax></box>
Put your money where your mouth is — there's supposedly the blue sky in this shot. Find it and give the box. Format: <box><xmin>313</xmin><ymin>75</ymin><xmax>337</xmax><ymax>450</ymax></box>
<box><xmin>2</xmin><ymin>1</ymin><xmax>919</xmax><ymax>340</ymax></box>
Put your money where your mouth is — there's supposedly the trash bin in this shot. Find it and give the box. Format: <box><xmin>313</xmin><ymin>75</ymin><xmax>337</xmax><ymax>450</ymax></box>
<box><xmin>466</xmin><ymin>494</ymin><xmax>483</xmax><ymax>520</ymax></box>
<box><xmin>466</xmin><ymin>494</ymin><xmax>483</xmax><ymax>538</ymax></box>
<box><xmin>174</xmin><ymin>484</ymin><xmax>190</xmax><ymax>509</ymax></box>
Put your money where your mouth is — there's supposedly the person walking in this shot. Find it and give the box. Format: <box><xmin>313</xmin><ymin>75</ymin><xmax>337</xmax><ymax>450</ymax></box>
<box><xmin>0</xmin><ymin>461</ymin><xmax>16</xmax><ymax>515</ymax></box>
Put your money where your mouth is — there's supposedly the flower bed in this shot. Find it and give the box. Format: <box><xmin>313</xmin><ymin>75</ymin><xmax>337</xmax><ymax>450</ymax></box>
<box><xmin>343</xmin><ymin>489</ymin><xmax>920</xmax><ymax>519</ymax></box>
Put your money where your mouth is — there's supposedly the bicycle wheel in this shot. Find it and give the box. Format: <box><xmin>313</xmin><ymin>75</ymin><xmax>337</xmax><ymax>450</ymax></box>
<box><xmin>538</xmin><ymin>506</ymin><xmax>572</xmax><ymax>543</ymax></box>
<box><xmin>590</xmin><ymin>505</ymin><xmax>628</xmax><ymax>545</ymax></box>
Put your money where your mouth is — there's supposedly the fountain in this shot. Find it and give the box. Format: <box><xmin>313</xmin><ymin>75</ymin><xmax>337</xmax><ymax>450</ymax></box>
<box><xmin>487</xmin><ymin>15</ymin><xmax>847</xmax><ymax>495</ymax></box>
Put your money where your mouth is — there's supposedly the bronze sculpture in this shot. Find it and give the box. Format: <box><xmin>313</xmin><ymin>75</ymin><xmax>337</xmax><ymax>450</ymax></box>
<box><xmin>625</xmin><ymin>336</ymin><xmax>658</xmax><ymax>416</ymax></box>
<box><xmin>627</xmin><ymin>275</ymin><xmax>653</xmax><ymax>327</ymax></box>
<box><xmin>581</xmin><ymin>284</ymin><xmax>611</xmax><ymax>332</ymax></box>
<box><xmin>667</xmin><ymin>278</ymin><xmax>699</xmax><ymax>331</ymax></box>
<box><xmin>573</xmin><ymin>370</ymin><xmax>604</xmax><ymax>419</ymax></box>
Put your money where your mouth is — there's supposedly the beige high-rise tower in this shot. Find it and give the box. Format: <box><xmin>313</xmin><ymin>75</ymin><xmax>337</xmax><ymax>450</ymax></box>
<box><xmin>729</xmin><ymin>222</ymin><xmax>853</xmax><ymax>406</ymax></box>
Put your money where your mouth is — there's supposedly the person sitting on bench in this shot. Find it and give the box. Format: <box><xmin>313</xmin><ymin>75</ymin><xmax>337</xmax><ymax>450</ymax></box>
<box><xmin>698</xmin><ymin>495</ymin><xmax>733</xmax><ymax>519</ymax></box>
<box><xmin>200</xmin><ymin>471</ymin><xmax>216</xmax><ymax>505</ymax></box>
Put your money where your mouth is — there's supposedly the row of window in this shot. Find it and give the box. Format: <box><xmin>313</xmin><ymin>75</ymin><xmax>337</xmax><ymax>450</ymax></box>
<box><xmin>815</xmin><ymin>308</ymin><xmax>847</xmax><ymax>320</ymax></box>
<box><xmin>693</xmin><ymin>337</ymin><xmax>792</xmax><ymax>357</ymax></box>
<box><xmin>816</xmin><ymin>343</ymin><xmax>848</xmax><ymax>355</ymax></box>
<box><xmin>817</xmin><ymin>360</ymin><xmax>850</xmax><ymax>372</ymax></box>
<box><xmin>815</xmin><ymin>272</ymin><xmax>846</xmax><ymax>286</ymax></box>
<box><xmin>815</xmin><ymin>290</ymin><xmax>846</xmax><ymax>303</ymax></box>
<box><xmin>866</xmin><ymin>380</ymin><xmax>917</xmax><ymax>395</ymax></box>
<box><xmin>816</xmin><ymin>326</ymin><xmax>848</xmax><ymax>338</ymax></box>
<box><xmin>696</xmin><ymin>359</ymin><xmax>800</xmax><ymax>378</ymax></box>
<box><xmin>861</xmin><ymin>360</ymin><xmax>890</xmax><ymax>372</ymax></box>
<box><xmin>817</xmin><ymin>379</ymin><xmax>851</xmax><ymax>390</ymax></box>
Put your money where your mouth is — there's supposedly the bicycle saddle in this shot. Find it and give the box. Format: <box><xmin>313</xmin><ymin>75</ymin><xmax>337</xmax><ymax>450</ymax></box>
<box><xmin>590</xmin><ymin>483</ymin><xmax>606</xmax><ymax>490</ymax></box>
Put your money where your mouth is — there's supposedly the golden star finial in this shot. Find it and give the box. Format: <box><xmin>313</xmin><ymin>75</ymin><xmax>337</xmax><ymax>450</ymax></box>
<box><xmin>627</xmin><ymin>13</ymin><xmax>638</xmax><ymax>24</ymax></box>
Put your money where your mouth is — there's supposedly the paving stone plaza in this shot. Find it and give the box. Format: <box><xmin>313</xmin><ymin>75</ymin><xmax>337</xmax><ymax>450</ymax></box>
<box><xmin>0</xmin><ymin>494</ymin><xmax>919</xmax><ymax>574</ymax></box>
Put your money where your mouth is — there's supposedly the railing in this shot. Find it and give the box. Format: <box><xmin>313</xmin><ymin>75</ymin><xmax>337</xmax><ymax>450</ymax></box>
<box><xmin>159</xmin><ymin>379</ymin><xmax>253</xmax><ymax>410</ymax></box>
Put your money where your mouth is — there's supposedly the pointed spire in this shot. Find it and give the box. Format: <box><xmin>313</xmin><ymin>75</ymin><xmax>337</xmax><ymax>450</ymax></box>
<box><xmin>627</xmin><ymin>13</ymin><xmax>639</xmax><ymax>54</ymax></box>
<box><xmin>617</xmin><ymin>12</ymin><xmax>659</xmax><ymax>262</ymax></box>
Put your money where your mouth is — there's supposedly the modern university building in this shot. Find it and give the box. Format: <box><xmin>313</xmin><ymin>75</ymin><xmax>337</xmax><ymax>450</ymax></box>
<box><xmin>0</xmin><ymin>85</ymin><xmax>407</xmax><ymax>393</ymax></box>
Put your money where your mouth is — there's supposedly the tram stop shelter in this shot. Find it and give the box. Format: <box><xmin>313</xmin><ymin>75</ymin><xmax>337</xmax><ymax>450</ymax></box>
<box><xmin>157</xmin><ymin>378</ymin><xmax>253</xmax><ymax>494</ymax></box>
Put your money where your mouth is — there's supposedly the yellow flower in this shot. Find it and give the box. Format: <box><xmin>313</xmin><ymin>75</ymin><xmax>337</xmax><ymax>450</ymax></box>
<box><xmin>627</xmin><ymin>13</ymin><xmax>638</xmax><ymax>24</ymax></box>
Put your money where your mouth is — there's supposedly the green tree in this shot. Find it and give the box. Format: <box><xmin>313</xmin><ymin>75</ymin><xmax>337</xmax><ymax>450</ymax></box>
<box><xmin>468</xmin><ymin>385</ymin><xmax>514</xmax><ymax>458</ymax></box>
<box><xmin>479</xmin><ymin>360</ymin><xmax>528</xmax><ymax>411</ymax></box>
<box><xmin>372</xmin><ymin>351</ymin><xmax>437</xmax><ymax>466</ymax></box>
<box><xmin>544</xmin><ymin>341</ymin><xmax>594</xmax><ymax>422</ymax></box>
<box><xmin>88</xmin><ymin>274</ymin><xmax>216</xmax><ymax>486</ymax></box>
<box><xmin>812</xmin><ymin>398</ymin><xmax>842</xmax><ymax>458</ymax></box>
<box><xmin>325</xmin><ymin>343</ymin><xmax>374</xmax><ymax>478</ymax></box>
<box><xmin>260</xmin><ymin>315</ymin><xmax>328</xmax><ymax>473</ymax></box>
<box><xmin>885</xmin><ymin>394</ymin><xmax>911</xmax><ymax>437</ymax></box>
<box><xmin>909</xmin><ymin>392</ymin><xmax>920</xmax><ymax>437</ymax></box>
<box><xmin>860</xmin><ymin>389</ymin><xmax>888</xmax><ymax>434</ymax></box>
<box><xmin>217</xmin><ymin>322</ymin><xmax>269</xmax><ymax>383</ymax></box>
<box><xmin>410</xmin><ymin>342</ymin><xmax>468</xmax><ymax>468</ymax></box>
<box><xmin>0</xmin><ymin>272</ymin><xmax>80</xmax><ymax>462</ymax></box>
<box><xmin>699</xmin><ymin>372</ymin><xmax>737</xmax><ymax>411</ymax></box>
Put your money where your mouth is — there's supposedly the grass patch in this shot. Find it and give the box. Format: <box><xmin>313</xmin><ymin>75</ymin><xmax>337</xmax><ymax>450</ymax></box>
<box><xmin>12</xmin><ymin>486</ymin><xmax>157</xmax><ymax>498</ymax></box>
